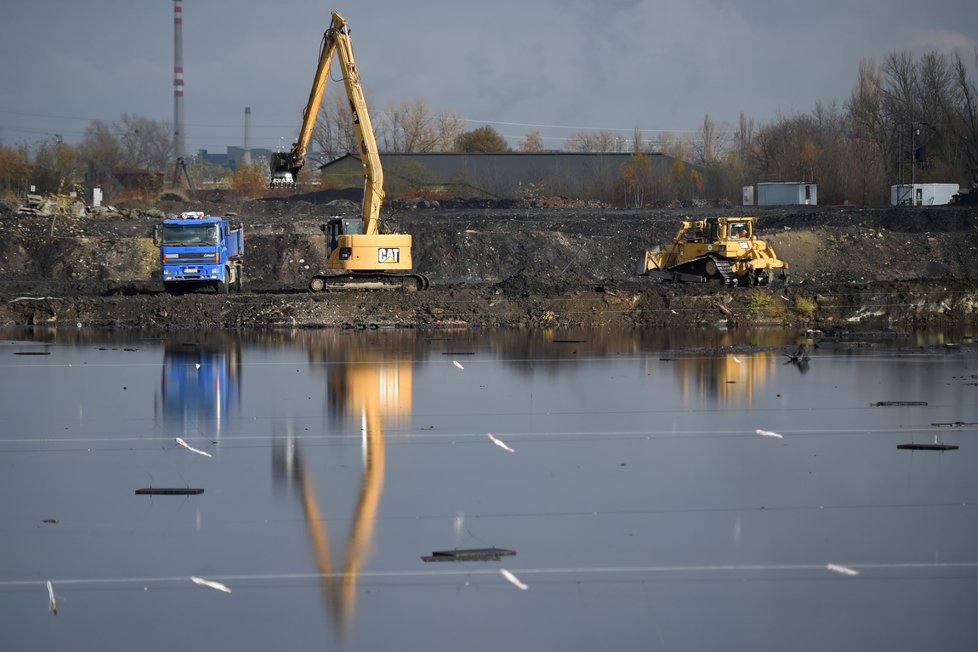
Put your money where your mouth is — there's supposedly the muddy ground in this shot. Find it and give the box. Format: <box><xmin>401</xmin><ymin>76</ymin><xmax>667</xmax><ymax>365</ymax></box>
<box><xmin>0</xmin><ymin>195</ymin><xmax>976</xmax><ymax>333</ymax></box>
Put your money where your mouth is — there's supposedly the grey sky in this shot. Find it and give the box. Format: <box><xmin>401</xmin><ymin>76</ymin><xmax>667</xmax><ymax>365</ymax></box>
<box><xmin>0</xmin><ymin>0</ymin><xmax>975</xmax><ymax>154</ymax></box>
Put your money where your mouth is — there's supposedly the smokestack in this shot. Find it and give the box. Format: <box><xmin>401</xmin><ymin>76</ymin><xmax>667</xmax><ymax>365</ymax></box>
<box><xmin>243</xmin><ymin>107</ymin><xmax>252</xmax><ymax>165</ymax></box>
<box><xmin>173</xmin><ymin>0</ymin><xmax>185</xmax><ymax>159</ymax></box>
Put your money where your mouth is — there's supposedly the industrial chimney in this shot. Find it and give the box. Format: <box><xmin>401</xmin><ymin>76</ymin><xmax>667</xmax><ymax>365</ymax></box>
<box><xmin>173</xmin><ymin>0</ymin><xmax>185</xmax><ymax>159</ymax></box>
<box><xmin>243</xmin><ymin>107</ymin><xmax>252</xmax><ymax>165</ymax></box>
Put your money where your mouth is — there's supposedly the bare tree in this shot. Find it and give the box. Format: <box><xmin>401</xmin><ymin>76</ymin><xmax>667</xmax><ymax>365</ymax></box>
<box><xmin>567</xmin><ymin>130</ymin><xmax>622</xmax><ymax>152</ymax></box>
<box><xmin>518</xmin><ymin>130</ymin><xmax>545</xmax><ymax>152</ymax></box>
<box><xmin>313</xmin><ymin>86</ymin><xmax>357</xmax><ymax>161</ymax></box>
<box><xmin>700</xmin><ymin>113</ymin><xmax>716</xmax><ymax>163</ymax></box>
<box><xmin>114</xmin><ymin>114</ymin><xmax>174</xmax><ymax>172</ymax></box>
<box><xmin>950</xmin><ymin>50</ymin><xmax>978</xmax><ymax>187</ymax></box>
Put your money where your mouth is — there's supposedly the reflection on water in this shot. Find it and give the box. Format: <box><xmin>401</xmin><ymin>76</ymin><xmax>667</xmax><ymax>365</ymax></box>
<box><xmin>274</xmin><ymin>331</ymin><xmax>414</xmax><ymax>640</ymax></box>
<box><xmin>1</xmin><ymin>326</ymin><xmax>976</xmax><ymax>652</ymax></box>
<box><xmin>156</xmin><ymin>337</ymin><xmax>241</xmax><ymax>439</ymax></box>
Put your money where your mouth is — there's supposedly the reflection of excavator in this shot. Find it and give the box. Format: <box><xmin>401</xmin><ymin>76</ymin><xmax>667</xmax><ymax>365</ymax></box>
<box><xmin>273</xmin><ymin>334</ymin><xmax>413</xmax><ymax>640</ymax></box>
<box><xmin>640</xmin><ymin>216</ymin><xmax>788</xmax><ymax>285</ymax></box>
<box><xmin>271</xmin><ymin>11</ymin><xmax>427</xmax><ymax>292</ymax></box>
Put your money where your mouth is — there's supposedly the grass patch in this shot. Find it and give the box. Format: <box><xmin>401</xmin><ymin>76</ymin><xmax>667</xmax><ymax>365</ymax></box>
<box><xmin>794</xmin><ymin>296</ymin><xmax>817</xmax><ymax>318</ymax></box>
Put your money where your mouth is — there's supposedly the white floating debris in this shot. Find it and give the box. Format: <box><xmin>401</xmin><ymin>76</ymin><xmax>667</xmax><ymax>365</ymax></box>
<box><xmin>488</xmin><ymin>432</ymin><xmax>515</xmax><ymax>453</ymax></box>
<box><xmin>191</xmin><ymin>576</ymin><xmax>232</xmax><ymax>593</ymax></box>
<box><xmin>755</xmin><ymin>429</ymin><xmax>783</xmax><ymax>439</ymax></box>
<box><xmin>733</xmin><ymin>356</ymin><xmax>742</xmax><ymax>364</ymax></box>
<box><xmin>453</xmin><ymin>360</ymin><xmax>465</xmax><ymax>370</ymax></box>
<box><xmin>46</xmin><ymin>580</ymin><xmax>57</xmax><ymax>615</ymax></box>
<box><xmin>500</xmin><ymin>569</ymin><xmax>528</xmax><ymax>591</ymax></box>
<box><xmin>670</xmin><ymin>309</ymin><xmax>678</xmax><ymax>315</ymax></box>
<box><xmin>825</xmin><ymin>563</ymin><xmax>859</xmax><ymax>576</ymax></box>
<box><xmin>176</xmin><ymin>437</ymin><xmax>212</xmax><ymax>458</ymax></box>
<box><xmin>195</xmin><ymin>363</ymin><xmax>201</xmax><ymax>370</ymax></box>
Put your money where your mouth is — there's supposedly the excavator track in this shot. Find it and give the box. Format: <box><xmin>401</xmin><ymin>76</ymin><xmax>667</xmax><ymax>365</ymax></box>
<box><xmin>309</xmin><ymin>273</ymin><xmax>429</xmax><ymax>292</ymax></box>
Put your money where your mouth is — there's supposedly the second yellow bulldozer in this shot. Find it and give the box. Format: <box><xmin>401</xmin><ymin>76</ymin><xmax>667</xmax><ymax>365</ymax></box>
<box><xmin>639</xmin><ymin>216</ymin><xmax>788</xmax><ymax>286</ymax></box>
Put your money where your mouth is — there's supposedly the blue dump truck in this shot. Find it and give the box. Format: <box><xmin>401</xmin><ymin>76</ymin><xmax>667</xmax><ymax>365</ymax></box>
<box><xmin>153</xmin><ymin>212</ymin><xmax>244</xmax><ymax>295</ymax></box>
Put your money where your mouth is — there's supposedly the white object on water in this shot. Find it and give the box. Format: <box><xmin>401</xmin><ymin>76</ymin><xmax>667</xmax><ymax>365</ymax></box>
<box><xmin>191</xmin><ymin>576</ymin><xmax>232</xmax><ymax>593</ymax></box>
<box><xmin>488</xmin><ymin>432</ymin><xmax>515</xmax><ymax>453</ymax></box>
<box><xmin>756</xmin><ymin>429</ymin><xmax>783</xmax><ymax>439</ymax></box>
<box><xmin>46</xmin><ymin>580</ymin><xmax>57</xmax><ymax>615</ymax></box>
<box><xmin>825</xmin><ymin>563</ymin><xmax>859</xmax><ymax>576</ymax></box>
<box><xmin>176</xmin><ymin>437</ymin><xmax>212</xmax><ymax>458</ymax></box>
<box><xmin>500</xmin><ymin>569</ymin><xmax>528</xmax><ymax>590</ymax></box>
<box><xmin>733</xmin><ymin>356</ymin><xmax>742</xmax><ymax>364</ymax></box>
<box><xmin>453</xmin><ymin>360</ymin><xmax>465</xmax><ymax>370</ymax></box>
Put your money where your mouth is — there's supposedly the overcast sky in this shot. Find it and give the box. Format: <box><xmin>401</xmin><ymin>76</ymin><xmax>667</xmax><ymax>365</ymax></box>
<box><xmin>1</xmin><ymin>0</ymin><xmax>976</xmax><ymax>155</ymax></box>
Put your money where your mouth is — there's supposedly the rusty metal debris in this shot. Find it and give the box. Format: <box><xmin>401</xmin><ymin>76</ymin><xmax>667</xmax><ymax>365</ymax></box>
<box><xmin>135</xmin><ymin>487</ymin><xmax>204</xmax><ymax>495</ymax></box>
<box><xmin>897</xmin><ymin>443</ymin><xmax>958</xmax><ymax>451</ymax></box>
<box><xmin>422</xmin><ymin>547</ymin><xmax>516</xmax><ymax>562</ymax></box>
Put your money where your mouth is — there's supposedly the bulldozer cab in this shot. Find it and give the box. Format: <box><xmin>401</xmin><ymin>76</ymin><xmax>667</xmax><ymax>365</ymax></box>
<box><xmin>723</xmin><ymin>218</ymin><xmax>751</xmax><ymax>240</ymax></box>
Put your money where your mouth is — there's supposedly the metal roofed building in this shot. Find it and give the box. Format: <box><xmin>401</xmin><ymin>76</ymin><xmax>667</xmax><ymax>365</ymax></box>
<box><xmin>318</xmin><ymin>151</ymin><xmax>686</xmax><ymax>200</ymax></box>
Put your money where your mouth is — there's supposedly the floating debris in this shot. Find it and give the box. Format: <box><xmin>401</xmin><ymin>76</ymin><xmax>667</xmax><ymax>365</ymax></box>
<box><xmin>13</xmin><ymin>351</ymin><xmax>51</xmax><ymax>356</ymax></box>
<box><xmin>191</xmin><ymin>576</ymin><xmax>231</xmax><ymax>593</ymax></box>
<box><xmin>931</xmin><ymin>421</ymin><xmax>978</xmax><ymax>428</ymax></box>
<box><xmin>500</xmin><ymin>569</ymin><xmax>529</xmax><ymax>591</ymax></box>
<box><xmin>488</xmin><ymin>432</ymin><xmax>515</xmax><ymax>453</ymax></box>
<box><xmin>422</xmin><ymin>547</ymin><xmax>516</xmax><ymax>562</ymax></box>
<box><xmin>552</xmin><ymin>339</ymin><xmax>586</xmax><ymax>344</ymax></box>
<box><xmin>175</xmin><ymin>437</ymin><xmax>212</xmax><ymax>458</ymax></box>
<box><xmin>733</xmin><ymin>356</ymin><xmax>742</xmax><ymax>364</ymax></box>
<box><xmin>453</xmin><ymin>360</ymin><xmax>465</xmax><ymax>370</ymax></box>
<box><xmin>825</xmin><ymin>563</ymin><xmax>859</xmax><ymax>576</ymax></box>
<box><xmin>41</xmin><ymin>518</ymin><xmax>58</xmax><ymax>524</ymax></box>
<box><xmin>897</xmin><ymin>443</ymin><xmax>958</xmax><ymax>451</ymax></box>
<box><xmin>46</xmin><ymin>580</ymin><xmax>57</xmax><ymax>615</ymax></box>
<box><xmin>135</xmin><ymin>487</ymin><xmax>204</xmax><ymax>496</ymax></box>
<box><xmin>756</xmin><ymin>429</ymin><xmax>784</xmax><ymax>439</ymax></box>
<box><xmin>874</xmin><ymin>401</ymin><xmax>927</xmax><ymax>407</ymax></box>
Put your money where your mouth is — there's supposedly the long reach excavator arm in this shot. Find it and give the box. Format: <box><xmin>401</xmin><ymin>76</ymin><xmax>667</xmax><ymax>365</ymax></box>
<box><xmin>270</xmin><ymin>11</ymin><xmax>384</xmax><ymax>234</ymax></box>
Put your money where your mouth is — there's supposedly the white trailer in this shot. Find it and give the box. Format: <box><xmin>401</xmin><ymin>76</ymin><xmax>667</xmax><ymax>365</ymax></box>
<box><xmin>756</xmin><ymin>182</ymin><xmax>817</xmax><ymax>206</ymax></box>
<box><xmin>890</xmin><ymin>183</ymin><xmax>959</xmax><ymax>206</ymax></box>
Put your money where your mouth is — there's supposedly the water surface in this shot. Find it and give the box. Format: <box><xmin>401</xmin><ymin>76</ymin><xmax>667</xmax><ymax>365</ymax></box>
<box><xmin>1</xmin><ymin>327</ymin><xmax>975</xmax><ymax>651</ymax></box>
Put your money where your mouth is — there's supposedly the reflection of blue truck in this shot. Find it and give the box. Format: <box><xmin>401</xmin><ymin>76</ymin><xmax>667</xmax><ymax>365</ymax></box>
<box><xmin>153</xmin><ymin>211</ymin><xmax>244</xmax><ymax>294</ymax></box>
<box><xmin>160</xmin><ymin>341</ymin><xmax>240</xmax><ymax>438</ymax></box>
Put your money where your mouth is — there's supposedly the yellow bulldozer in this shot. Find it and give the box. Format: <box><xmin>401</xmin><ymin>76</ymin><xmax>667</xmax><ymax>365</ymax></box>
<box><xmin>639</xmin><ymin>216</ymin><xmax>788</xmax><ymax>286</ymax></box>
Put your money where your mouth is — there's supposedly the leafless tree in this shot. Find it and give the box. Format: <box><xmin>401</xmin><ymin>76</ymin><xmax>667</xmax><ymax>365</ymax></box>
<box><xmin>567</xmin><ymin>130</ymin><xmax>622</xmax><ymax>152</ymax></box>
<box><xmin>313</xmin><ymin>86</ymin><xmax>357</xmax><ymax>162</ymax></box>
<box><xmin>114</xmin><ymin>114</ymin><xmax>174</xmax><ymax>172</ymax></box>
<box><xmin>518</xmin><ymin>130</ymin><xmax>545</xmax><ymax>152</ymax></box>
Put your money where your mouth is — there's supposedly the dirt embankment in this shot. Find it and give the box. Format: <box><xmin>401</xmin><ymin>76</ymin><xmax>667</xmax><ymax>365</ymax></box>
<box><xmin>0</xmin><ymin>197</ymin><xmax>976</xmax><ymax>332</ymax></box>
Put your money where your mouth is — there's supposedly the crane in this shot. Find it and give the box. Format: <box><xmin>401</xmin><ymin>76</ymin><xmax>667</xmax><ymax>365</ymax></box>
<box><xmin>272</xmin><ymin>11</ymin><xmax>427</xmax><ymax>291</ymax></box>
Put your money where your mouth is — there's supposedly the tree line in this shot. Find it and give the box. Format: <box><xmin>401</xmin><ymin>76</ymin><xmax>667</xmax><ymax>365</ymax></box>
<box><xmin>1</xmin><ymin>49</ymin><xmax>975</xmax><ymax>206</ymax></box>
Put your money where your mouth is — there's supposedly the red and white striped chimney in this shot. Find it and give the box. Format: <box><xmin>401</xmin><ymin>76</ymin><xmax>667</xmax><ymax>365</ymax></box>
<box><xmin>173</xmin><ymin>0</ymin><xmax>186</xmax><ymax>159</ymax></box>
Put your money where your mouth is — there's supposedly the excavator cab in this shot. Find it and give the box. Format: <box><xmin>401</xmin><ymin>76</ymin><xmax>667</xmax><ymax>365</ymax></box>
<box><xmin>322</xmin><ymin>218</ymin><xmax>364</xmax><ymax>259</ymax></box>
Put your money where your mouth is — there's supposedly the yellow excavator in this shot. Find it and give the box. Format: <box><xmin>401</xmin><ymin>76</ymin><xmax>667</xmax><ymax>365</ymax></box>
<box><xmin>639</xmin><ymin>216</ymin><xmax>788</xmax><ymax>286</ymax></box>
<box><xmin>272</xmin><ymin>11</ymin><xmax>428</xmax><ymax>291</ymax></box>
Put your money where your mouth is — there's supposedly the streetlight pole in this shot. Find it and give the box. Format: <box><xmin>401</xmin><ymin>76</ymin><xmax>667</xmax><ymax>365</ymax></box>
<box><xmin>911</xmin><ymin>122</ymin><xmax>918</xmax><ymax>205</ymax></box>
